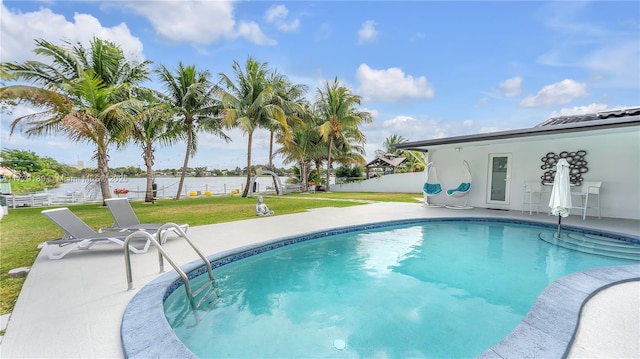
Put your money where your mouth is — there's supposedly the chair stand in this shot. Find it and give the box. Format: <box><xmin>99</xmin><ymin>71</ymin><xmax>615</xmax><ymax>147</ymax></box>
<box><xmin>444</xmin><ymin>197</ymin><xmax>474</xmax><ymax>210</ymax></box>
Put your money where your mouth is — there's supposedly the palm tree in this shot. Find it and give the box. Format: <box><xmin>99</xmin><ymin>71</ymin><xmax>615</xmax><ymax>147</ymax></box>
<box><xmin>155</xmin><ymin>62</ymin><xmax>228</xmax><ymax>200</ymax></box>
<box><xmin>1</xmin><ymin>38</ymin><xmax>151</xmax><ymax>200</ymax></box>
<box><xmin>375</xmin><ymin>134</ymin><xmax>409</xmax><ymax>158</ymax></box>
<box><xmin>315</xmin><ymin>77</ymin><xmax>372</xmax><ymax>191</ymax></box>
<box><xmin>218</xmin><ymin>56</ymin><xmax>287</xmax><ymax>197</ymax></box>
<box><xmin>375</xmin><ymin>134</ymin><xmax>425</xmax><ymax>172</ymax></box>
<box><xmin>128</xmin><ymin>91</ymin><xmax>182</xmax><ymax>202</ymax></box>
<box><xmin>266</xmin><ymin>73</ymin><xmax>307</xmax><ymax>169</ymax></box>
<box><xmin>2</xmin><ymin>71</ymin><xmax>137</xmax><ymax>201</ymax></box>
<box><xmin>275</xmin><ymin>112</ymin><xmax>323</xmax><ymax>191</ymax></box>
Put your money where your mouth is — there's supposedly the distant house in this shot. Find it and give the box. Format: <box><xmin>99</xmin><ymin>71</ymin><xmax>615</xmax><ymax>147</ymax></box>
<box><xmin>394</xmin><ymin>107</ymin><xmax>640</xmax><ymax>220</ymax></box>
<box><xmin>0</xmin><ymin>166</ymin><xmax>20</xmax><ymax>179</ymax></box>
<box><xmin>364</xmin><ymin>153</ymin><xmax>407</xmax><ymax>178</ymax></box>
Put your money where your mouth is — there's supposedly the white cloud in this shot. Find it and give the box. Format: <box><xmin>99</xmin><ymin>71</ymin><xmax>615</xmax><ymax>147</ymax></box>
<box><xmin>548</xmin><ymin>103</ymin><xmax>609</xmax><ymax>117</ymax></box>
<box><xmin>265</xmin><ymin>5</ymin><xmax>300</xmax><ymax>32</ymax></box>
<box><xmin>499</xmin><ymin>76</ymin><xmax>522</xmax><ymax>97</ymax></box>
<box><xmin>360</xmin><ymin>107</ymin><xmax>379</xmax><ymax>119</ymax></box>
<box><xmin>582</xmin><ymin>40</ymin><xmax>640</xmax><ymax>87</ymax></box>
<box><xmin>124</xmin><ymin>1</ymin><xmax>275</xmax><ymax>46</ymax></box>
<box><xmin>364</xmin><ymin>115</ymin><xmax>480</xmax><ymax>156</ymax></box>
<box><xmin>357</xmin><ymin>20</ymin><xmax>378</xmax><ymax>44</ymax></box>
<box><xmin>356</xmin><ymin>64</ymin><xmax>434</xmax><ymax>102</ymax></box>
<box><xmin>537</xmin><ymin>3</ymin><xmax>639</xmax><ymax>87</ymax></box>
<box><xmin>520</xmin><ymin>79</ymin><xmax>587</xmax><ymax>107</ymax></box>
<box><xmin>0</xmin><ymin>4</ymin><xmax>144</xmax><ymax>63</ymax></box>
<box><xmin>236</xmin><ymin>22</ymin><xmax>277</xmax><ymax>46</ymax></box>
<box><xmin>316</xmin><ymin>23</ymin><xmax>332</xmax><ymax>41</ymax></box>
<box><xmin>383</xmin><ymin>116</ymin><xmax>415</xmax><ymax>129</ymax></box>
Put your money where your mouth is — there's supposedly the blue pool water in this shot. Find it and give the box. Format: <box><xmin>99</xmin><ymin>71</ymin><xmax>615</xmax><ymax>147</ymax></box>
<box><xmin>163</xmin><ymin>220</ymin><xmax>635</xmax><ymax>358</ymax></box>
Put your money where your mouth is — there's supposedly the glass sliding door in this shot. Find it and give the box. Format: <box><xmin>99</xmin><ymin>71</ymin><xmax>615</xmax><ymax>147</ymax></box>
<box><xmin>487</xmin><ymin>154</ymin><xmax>512</xmax><ymax>204</ymax></box>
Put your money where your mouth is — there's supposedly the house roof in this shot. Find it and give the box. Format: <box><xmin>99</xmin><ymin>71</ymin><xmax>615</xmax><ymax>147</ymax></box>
<box><xmin>535</xmin><ymin>107</ymin><xmax>640</xmax><ymax>127</ymax></box>
<box><xmin>394</xmin><ymin>107</ymin><xmax>640</xmax><ymax>152</ymax></box>
<box><xmin>365</xmin><ymin>155</ymin><xmax>407</xmax><ymax>168</ymax></box>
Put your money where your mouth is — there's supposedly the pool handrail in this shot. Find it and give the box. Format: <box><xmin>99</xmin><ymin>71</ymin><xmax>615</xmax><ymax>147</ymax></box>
<box><xmin>123</xmin><ymin>223</ymin><xmax>220</xmax><ymax>320</ymax></box>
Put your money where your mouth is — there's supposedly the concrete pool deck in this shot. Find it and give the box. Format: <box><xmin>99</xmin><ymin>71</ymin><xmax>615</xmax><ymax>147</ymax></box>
<box><xmin>1</xmin><ymin>202</ymin><xmax>638</xmax><ymax>358</ymax></box>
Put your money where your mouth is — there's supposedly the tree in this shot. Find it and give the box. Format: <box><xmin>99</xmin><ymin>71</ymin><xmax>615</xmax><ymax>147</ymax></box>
<box><xmin>128</xmin><ymin>91</ymin><xmax>181</xmax><ymax>202</ymax></box>
<box><xmin>0</xmin><ymin>148</ymin><xmax>44</xmax><ymax>173</ymax></box>
<box><xmin>275</xmin><ymin>113</ymin><xmax>323</xmax><ymax>191</ymax></box>
<box><xmin>315</xmin><ymin>77</ymin><xmax>372</xmax><ymax>191</ymax></box>
<box><xmin>1</xmin><ymin>38</ymin><xmax>151</xmax><ymax>201</ymax></box>
<box><xmin>155</xmin><ymin>62</ymin><xmax>228</xmax><ymax>200</ymax></box>
<box><xmin>266</xmin><ymin>73</ymin><xmax>307</xmax><ymax>170</ymax></box>
<box><xmin>218</xmin><ymin>57</ymin><xmax>287</xmax><ymax>197</ymax></box>
<box><xmin>375</xmin><ymin>134</ymin><xmax>409</xmax><ymax>158</ymax></box>
<box><xmin>261</xmin><ymin>72</ymin><xmax>306</xmax><ymax>193</ymax></box>
<box><xmin>376</xmin><ymin>134</ymin><xmax>425</xmax><ymax>173</ymax></box>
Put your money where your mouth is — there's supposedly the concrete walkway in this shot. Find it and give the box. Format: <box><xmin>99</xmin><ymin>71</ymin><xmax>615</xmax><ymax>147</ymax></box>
<box><xmin>0</xmin><ymin>203</ymin><xmax>638</xmax><ymax>358</ymax></box>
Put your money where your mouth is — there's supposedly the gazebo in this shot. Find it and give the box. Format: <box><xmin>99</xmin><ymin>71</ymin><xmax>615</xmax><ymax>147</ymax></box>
<box><xmin>365</xmin><ymin>153</ymin><xmax>407</xmax><ymax>179</ymax></box>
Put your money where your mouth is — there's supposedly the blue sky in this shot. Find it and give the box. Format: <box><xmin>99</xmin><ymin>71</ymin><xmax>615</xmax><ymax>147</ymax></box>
<box><xmin>1</xmin><ymin>1</ymin><xmax>638</xmax><ymax>170</ymax></box>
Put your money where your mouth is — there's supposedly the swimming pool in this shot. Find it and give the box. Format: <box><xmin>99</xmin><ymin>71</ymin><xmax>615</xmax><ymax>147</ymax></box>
<box><xmin>122</xmin><ymin>218</ymin><xmax>639</xmax><ymax>358</ymax></box>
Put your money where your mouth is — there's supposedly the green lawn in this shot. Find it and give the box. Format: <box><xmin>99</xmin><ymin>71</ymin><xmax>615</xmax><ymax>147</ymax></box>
<box><xmin>0</xmin><ymin>192</ymin><xmax>420</xmax><ymax>315</ymax></box>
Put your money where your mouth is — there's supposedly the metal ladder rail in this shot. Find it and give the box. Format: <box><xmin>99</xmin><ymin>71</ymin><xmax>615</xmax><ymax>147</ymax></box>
<box><xmin>123</xmin><ymin>223</ymin><xmax>219</xmax><ymax>313</ymax></box>
<box><xmin>156</xmin><ymin>223</ymin><xmax>220</xmax><ymax>309</ymax></box>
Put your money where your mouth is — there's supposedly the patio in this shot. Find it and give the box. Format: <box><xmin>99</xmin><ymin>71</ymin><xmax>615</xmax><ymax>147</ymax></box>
<box><xmin>0</xmin><ymin>202</ymin><xmax>638</xmax><ymax>358</ymax></box>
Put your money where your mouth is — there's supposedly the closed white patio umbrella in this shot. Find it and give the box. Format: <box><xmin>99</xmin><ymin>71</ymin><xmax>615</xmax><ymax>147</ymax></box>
<box><xmin>549</xmin><ymin>158</ymin><xmax>572</xmax><ymax>237</ymax></box>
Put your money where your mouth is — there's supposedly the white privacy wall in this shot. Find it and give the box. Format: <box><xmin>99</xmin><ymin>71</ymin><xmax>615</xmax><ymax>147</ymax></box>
<box><xmin>332</xmin><ymin>172</ymin><xmax>423</xmax><ymax>193</ymax></box>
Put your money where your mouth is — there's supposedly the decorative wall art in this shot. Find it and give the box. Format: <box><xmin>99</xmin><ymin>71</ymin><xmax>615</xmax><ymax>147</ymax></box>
<box><xmin>540</xmin><ymin>150</ymin><xmax>588</xmax><ymax>186</ymax></box>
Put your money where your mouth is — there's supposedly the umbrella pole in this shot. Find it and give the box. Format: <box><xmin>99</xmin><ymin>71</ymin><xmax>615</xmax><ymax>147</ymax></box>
<box><xmin>556</xmin><ymin>216</ymin><xmax>562</xmax><ymax>238</ymax></box>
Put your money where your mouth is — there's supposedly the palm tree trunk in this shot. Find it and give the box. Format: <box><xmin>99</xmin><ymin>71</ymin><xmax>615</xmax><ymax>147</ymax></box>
<box><xmin>325</xmin><ymin>137</ymin><xmax>333</xmax><ymax>192</ymax></box>
<box><xmin>268</xmin><ymin>130</ymin><xmax>280</xmax><ymax>194</ymax></box>
<box><xmin>301</xmin><ymin>161</ymin><xmax>308</xmax><ymax>192</ymax></box>
<box><xmin>269</xmin><ymin>131</ymin><xmax>274</xmax><ymax>171</ymax></box>
<box><xmin>96</xmin><ymin>142</ymin><xmax>111</xmax><ymax>205</ymax></box>
<box><xmin>242</xmin><ymin>131</ymin><xmax>253</xmax><ymax>197</ymax></box>
<box><xmin>176</xmin><ymin>125</ymin><xmax>193</xmax><ymax>200</ymax></box>
<box><xmin>144</xmin><ymin>144</ymin><xmax>155</xmax><ymax>203</ymax></box>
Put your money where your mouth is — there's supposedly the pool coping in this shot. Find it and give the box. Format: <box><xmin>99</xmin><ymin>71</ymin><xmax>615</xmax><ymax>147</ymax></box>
<box><xmin>120</xmin><ymin>217</ymin><xmax>640</xmax><ymax>358</ymax></box>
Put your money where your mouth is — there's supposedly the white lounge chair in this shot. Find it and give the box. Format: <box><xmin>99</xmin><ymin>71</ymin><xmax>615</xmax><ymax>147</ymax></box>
<box><xmin>422</xmin><ymin>162</ymin><xmax>443</xmax><ymax>207</ymax></box>
<box><xmin>102</xmin><ymin>198</ymin><xmax>189</xmax><ymax>241</ymax></box>
<box><xmin>41</xmin><ymin>208</ymin><xmax>149</xmax><ymax>259</ymax></box>
<box><xmin>445</xmin><ymin>160</ymin><xmax>473</xmax><ymax>209</ymax></box>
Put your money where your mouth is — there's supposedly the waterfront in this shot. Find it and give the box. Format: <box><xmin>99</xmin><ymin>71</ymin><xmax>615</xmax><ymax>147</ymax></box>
<box><xmin>46</xmin><ymin>176</ymin><xmax>292</xmax><ymax>200</ymax></box>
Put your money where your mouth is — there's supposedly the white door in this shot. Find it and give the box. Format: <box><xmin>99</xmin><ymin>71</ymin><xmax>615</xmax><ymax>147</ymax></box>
<box><xmin>487</xmin><ymin>154</ymin><xmax>512</xmax><ymax>204</ymax></box>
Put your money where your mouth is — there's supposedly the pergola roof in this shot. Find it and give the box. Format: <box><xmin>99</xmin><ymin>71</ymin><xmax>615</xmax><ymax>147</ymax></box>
<box><xmin>365</xmin><ymin>154</ymin><xmax>407</xmax><ymax>169</ymax></box>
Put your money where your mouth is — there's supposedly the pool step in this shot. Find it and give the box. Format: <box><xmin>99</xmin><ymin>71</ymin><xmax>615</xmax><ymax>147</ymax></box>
<box><xmin>539</xmin><ymin>232</ymin><xmax>640</xmax><ymax>261</ymax></box>
<box><xmin>193</xmin><ymin>279</ymin><xmax>220</xmax><ymax>310</ymax></box>
<box><xmin>568</xmin><ymin>233</ymin><xmax>639</xmax><ymax>248</ymax></box>
<box><xmin>183</xmin><ymin>279</ymin><xmax>221</xmax><ymax>328</ymax></box>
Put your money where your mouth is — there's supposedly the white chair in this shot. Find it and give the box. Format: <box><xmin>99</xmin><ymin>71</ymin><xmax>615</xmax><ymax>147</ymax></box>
<box><xmin>522</xmin><ymin>180</ymin><xmax>547</xmax><ymax>215</ymax></box>
<box><xmin>102</xmin><ymin>198</ymin><xmax>189</xmax><ymax>242</ymax></box>
<box><xmin>571</xmin><ymin>181</ymin><xmax>602</xmax><ymax>220</ymax></box>
<box><xmin>445</xmin><ymin>160</ymin><xmax>472</xmax><ymax>209</ymax></box>
<box><xmin>41</xmin><ymin>208</ymin><xmax>149</xmax><ymax>259</ymax></box>
<box><xmin>422</xmin><ymin>162</ymin><xmax>443</xmax><ymax>207</ymax></box>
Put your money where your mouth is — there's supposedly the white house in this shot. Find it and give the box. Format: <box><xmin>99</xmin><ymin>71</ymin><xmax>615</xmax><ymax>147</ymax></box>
<box><xmin>397</xmin><ymin>107</ymin><xmax>640</xmax><ymax>220</ymax></box>
<box><xmin>337</xmin><ymin>107</ymin><xmax>640</xmax><ymax>220</ymax></box>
